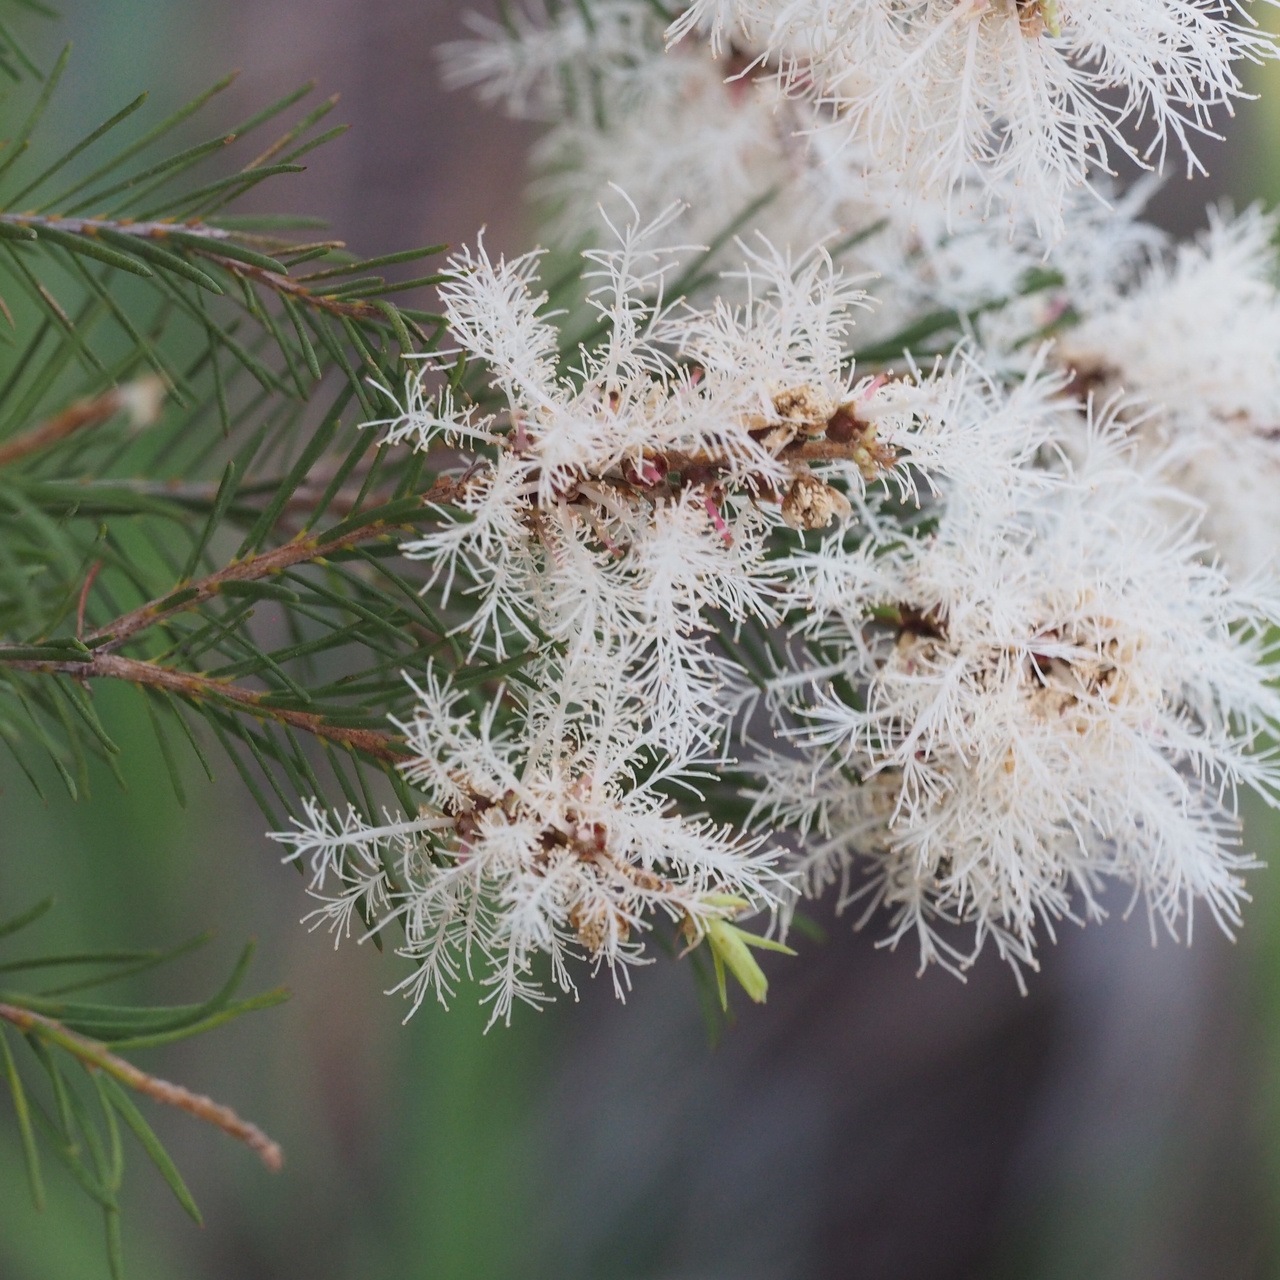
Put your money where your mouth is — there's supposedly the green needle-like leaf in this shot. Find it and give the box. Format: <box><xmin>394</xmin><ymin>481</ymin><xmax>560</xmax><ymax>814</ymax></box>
<box><xmin>164</xmin><ymin>230</ymin><xmax>286</xmax><ymax>274</ymax></box>
<box><xmin>0</xmin><ymin>1025</ymin><xmax>44</xmax><ymax>1209</ymax></box>
<box><xmin>93</xmin><ymin>227</ymin><xmax>223</xmax><ymax>293</ymax></box>
<box><xmin>31</xmin><ymin>224</ymin><xmax>154</xmax><ymax>276</ymax></box>
<box><xmin>0</xmin><ymin>42</ymin><xmax>68</xmax><ymax>188</ymax></box>
<box><xmin>40</xmin><ymin>71</ymin><xmax>238</xmax><ymax>212</ymax></box>
<box><xmin>4</xmin><ymin>91</ymin><xmax>148</xmax><ymax>208</ymax></box>
<box><xmin>237</xmin><ymin>383</ymin><xmax>350</xmax><ymax>555</ymax></box>
<box><xmin>0</xmin><ymin>896</ymin><xmax>54</xmax><ymax>939</ymax></box>
<box><xmin>100</xmin><ymin>1076</ymin><xmax>203</xmax><ymax>1226</ymax></box>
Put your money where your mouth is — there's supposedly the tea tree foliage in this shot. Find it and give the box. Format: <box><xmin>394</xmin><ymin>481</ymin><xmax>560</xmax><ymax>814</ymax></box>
<box><xmin>0</xmin><ymin>5</ymin><xmax>472</xmax><ymax>1271</ymax></box>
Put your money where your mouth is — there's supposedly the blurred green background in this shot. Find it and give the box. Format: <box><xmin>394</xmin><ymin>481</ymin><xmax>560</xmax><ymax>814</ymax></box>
<box><xmin>2</xmin><ymin>4</ymin><xmax>1280</xmax><ymax>1278</ymax></box>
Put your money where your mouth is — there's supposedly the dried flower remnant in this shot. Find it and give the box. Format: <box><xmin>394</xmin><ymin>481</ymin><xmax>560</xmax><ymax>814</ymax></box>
<box><xmin>781</xmin><ymin>473</ymin><xmax>853</xmax><ymax>529</ymax></box>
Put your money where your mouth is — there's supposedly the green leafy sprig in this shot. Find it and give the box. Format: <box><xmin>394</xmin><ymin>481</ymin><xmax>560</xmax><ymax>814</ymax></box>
<box><xmin>0</xmin><ymin>897</ymin><xmax>286</xmax><ymax>1279</ymax></box>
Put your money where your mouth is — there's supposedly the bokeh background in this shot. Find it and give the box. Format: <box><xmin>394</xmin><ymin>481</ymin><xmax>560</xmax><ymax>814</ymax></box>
<box><xmin>2</xmin><ymin>4</ymin><xmax>1280</xmax><ymax>1277</ymax></box>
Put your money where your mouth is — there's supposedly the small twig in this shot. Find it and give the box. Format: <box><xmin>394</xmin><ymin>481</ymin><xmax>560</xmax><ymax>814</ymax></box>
<box><xmin>659</xmin><ymin>434</ymin><xmax>893</xmax><ymax>475</ymax></box>
<box><xmin>0</xmin><ymin>1002</ymin><xmax>283</xmax><ymax>1172</ymax></box>
<box><xmin>76</xmin><ymin>561</ymin><xmax>103</xmax><ymax>639</ymax></box>
<box><xmin>0</xmin><ymin>380</ymin><xmax>164</xmax><ymax>470</ymax></box>
<box><xmin>196</xmin><ymin>248</ymin><xmax>423</xmax><ymax>324</ymax></box>
<box><xmin>84</xmin><ymin>473</ymin><xmax>465</xmax><ymax>652</ymax></box>
<box><xmin>3</xmin><ymin>652</ymin><xmax>412</xmax><ymax>762</ymax></box>
<box><xmin>0</xmin><ymin>213</ymin><xmax>433</xmax><ymax>326</ymax></box>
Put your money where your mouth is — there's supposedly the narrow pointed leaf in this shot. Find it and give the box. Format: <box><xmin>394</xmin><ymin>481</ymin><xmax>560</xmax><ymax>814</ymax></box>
<box><xmin>100</xmin><ymin>1076</ymin><xmax>203</xmax><ymax>1226</ymax></box>
<box><xmin>0</xmin><ymin>1025</ymin><xmax>44</xmax><ymax>1209</ymax></box>
<box><xmin>0</xmin><ymin>896</ymin><xmax>54</xmax><ymax>939</ymax></box>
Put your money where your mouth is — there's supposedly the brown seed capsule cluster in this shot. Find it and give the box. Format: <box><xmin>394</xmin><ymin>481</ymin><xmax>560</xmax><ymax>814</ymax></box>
<box><xmin>446</xmin><ymin>783</ymin><xmax>683</xmax><ymax>956</ymax></box>
<box><xmin>569</xmin><ymin>899</ymin><xmax>627</xmax><ymax>952</ymax></box>
<box><xmin>772</xmin><ymin>383</ymin><xmax>839</xmax><ymax>432</ymax></box>
<box><xmin>769</xmin><ymin>392</ymin><xmax>898</xmax><ymax>528</ymax></box>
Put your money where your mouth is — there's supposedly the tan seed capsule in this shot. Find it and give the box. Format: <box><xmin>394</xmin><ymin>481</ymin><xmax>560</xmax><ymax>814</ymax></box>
<box><xmin>772</xmin><ymin>383</ymin><xmax>837</xmax><ymax>434</ymax></box>
<box><xmin>781</xmin><ymin>474</ymin><xmax>853</xmax><ymax>530</ymax></box>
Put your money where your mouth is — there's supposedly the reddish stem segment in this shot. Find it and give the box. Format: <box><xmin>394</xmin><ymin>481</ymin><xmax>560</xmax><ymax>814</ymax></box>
<box><xmin>85</xmin><ymin>474</ymin><xmax>463</xmax><ymax>652</ymax></box>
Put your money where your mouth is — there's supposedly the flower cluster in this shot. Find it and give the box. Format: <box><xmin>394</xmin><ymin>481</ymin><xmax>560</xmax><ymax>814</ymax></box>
<box><xmin>441</xmin><ymin>2</ymin><xmax>1171</xmax><ymax>349</ymax></box>
<box><xmin>1060</xmin><ymin>203</ymin><xmax>1280</xmax><ymax>576</ymax></box>
<box><xmin>272</xmin><ymin>0</ymin><xmax>1280</xmax><ymax>1018</ymax></box>
<box><xmin>274</xmin><ymin>208</ymin><xmax>1012</xmax><ymax>1018</ymax></box>
<box><xmin>758</xmin><ymin>414</ymin><xmax>1280</xmax><ymax>979</ymax></box>
<box><xmin>451</xmin><ymin>0</ymin><xmax>1277</xmax><ymax>236</ymax></box>
<box><xmin>443</xmin><ymin>1</ymin><xmax>884</xmax><ymax>263</ymax></box>
<box><xmin>271</xmin><ymin>664</ymin><xmax>784</xmax><ymax>1025</ymax></box>
<box><xmin>669</xmin><ymin>0</ymin><xmax>1277</xmax><ymax>235</ymax></box>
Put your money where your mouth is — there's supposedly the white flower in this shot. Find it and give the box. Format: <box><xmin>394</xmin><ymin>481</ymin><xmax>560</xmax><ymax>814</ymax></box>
<box><xmin>1060</xmin><ymin>203</ymin><xmax>1280</xmax><ymax>576</ymax></box>
<box><xmin>272</xmin><ymin>664</ymin><xmax>784</xmax><ymax>1027</ymax></box>
<box><xmin>438</xmin><ymin>0</ymin><xmax>670</xmax><ymax>122</ymax></box>
<box><xmin>853</xmin><ymin>178</ymin><xmax>1166</xmax><ymax>365</ymax></box>
<box><xmin>669</xmin><ymin>0</ymin><xmax>1277</xmax><ymax>236</ymax></box>
<box><xmin>529</xmin><ymin>40</ymin><xmax>888</xmax><ymax>257</ymax></box>
<box><xmin>761</xmin><ymin>407</ymin><xmax>1280</xmax><ymax>982</ymax></box>
<box><xmin>388</xmin><ymin>213</ymin><xmax>771</xmax><ymax>736</ymax></box>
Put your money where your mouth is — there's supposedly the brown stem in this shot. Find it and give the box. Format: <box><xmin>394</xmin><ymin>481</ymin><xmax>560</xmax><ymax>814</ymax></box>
<box><xmin>85</xmin><ymin>474</ymin><xmax>464</xmax><ymax>652</ymax></box>
<box><xmin>782</xmin><ymin>437</ymin><xmax>896</xmax><ymax>466</ymax></box>
<box><xmin>0</xmin><ymin>214</ymin><xmax>245</xmax><ymax>245</ymax></box>
<box><xmin>0</xmin><ymin>1002</ymin><xmax>283</xmax><ymax>1171</ymax></box>
<box><xmin>660</xmin><ymin>435</ymin><xmax>893</xmax><ymax>475</ymax></box>
<box><xmin>5</xmin><ymin>653</ymin><xmax>412</xmax><ymax>762</ymax></box>
<box><xmin>0</xmin><ymin>382</ymin><xmax>161</xmax><ymax>469</ymax></box>
<box><xmin>195</xmin><ymin>249</ymin><xmax>409</xmax><ymax>325</ymax></box>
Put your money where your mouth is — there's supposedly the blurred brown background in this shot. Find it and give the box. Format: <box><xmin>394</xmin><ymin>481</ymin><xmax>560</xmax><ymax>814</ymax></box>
<box><xmin>1</xmin><ymin>3</ymin><xmax>1279</xmax><ymax>1278</ymax></box>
